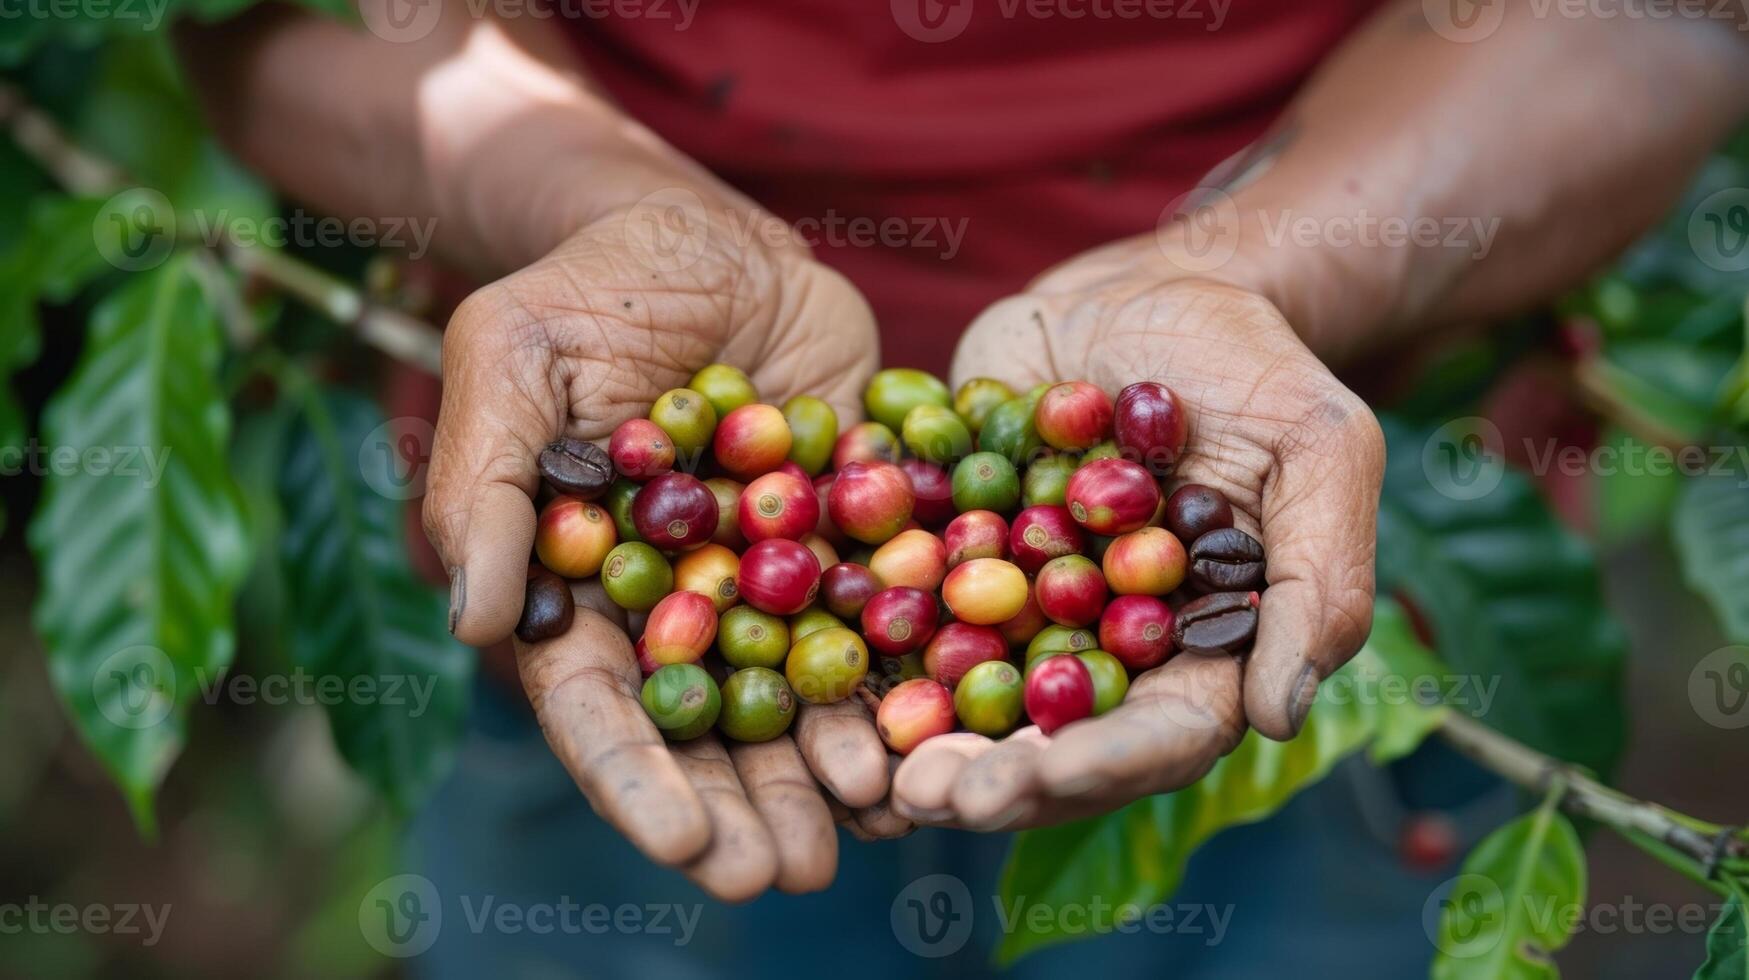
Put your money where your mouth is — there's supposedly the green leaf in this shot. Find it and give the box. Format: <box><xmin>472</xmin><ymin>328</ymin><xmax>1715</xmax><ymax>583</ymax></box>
<box><xmin>1694</xmin><ymin>891</ymin><xmax>1748</xmax><ymax>980</ymax></box>
<box><xmin>1594</xmin><ymin>426</ymin><xmax>1683</xmax><ymax>545</ymax></box>
<box><xmin>1672</xmin><ymin>457</ymin><xmax>1749</xmax><ymax>642</ymax></box>
<box><xmin>278</xmin><ymin>385</ymin><xmax>471</xmax><ymax>813</ymax></box>
<box><xmin>994</xmin><ymin>601</ymin><xmax>1445</xmax><ymax>964</ymax></box>
<box><xmin>1589</xmin><ymin>342</ymin><xmax>1738</xmax><ymax>442</ymax></box>
<box><xmin>1378</xmin><ymin>416</ymin><xmax>1627</xmax><ymax>774</ymax></box>
<box><xmin>1431</xmin><ymin>793</ymin><xmax>1587</xmax><ymax>980</ymax></box>
<box><xmin>27</xmin><ymin>257</ymin><xmax>249</xmax><ymax>832</ymax></box>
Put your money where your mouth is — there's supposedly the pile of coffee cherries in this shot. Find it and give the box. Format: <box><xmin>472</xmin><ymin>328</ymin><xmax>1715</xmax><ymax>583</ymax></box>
<box><xmin>517</xmin><ymin>366</ymin><xmax>1266</xmax><ymax>752</ymax></box>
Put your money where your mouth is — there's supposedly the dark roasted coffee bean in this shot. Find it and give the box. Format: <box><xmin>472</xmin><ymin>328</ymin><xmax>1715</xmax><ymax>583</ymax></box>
<box><xmin>538</xmin><ymin>437</ymin><xmax>613</xmax><ymax>498</ymax></box>
<box><xmin>1188</xmin><ymin>527</ymin><xmax>1265</xmax><ymax>591</ymax></box>
<box><xmin>516</xmin><ymin>565</ymin><xmax>575</xmax><ymax>643</ymax></box>
<box><xmin>1166</xmin><ymin>484</ymin><xmax>1234</xmax><ymax>544</ymax></box>
<box><xmin>1171</xmin><ymin>591</ymin><xmax>1258</xmax><ymax>652</ymax></box>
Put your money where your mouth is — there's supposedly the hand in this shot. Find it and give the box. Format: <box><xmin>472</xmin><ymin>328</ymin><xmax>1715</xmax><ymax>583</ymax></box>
<box><xmin>423</xmin><ymin>194</ymin><xmax>895</xmax><ymax>899</ymax></box>
<box><xmin>893</xmin><ymin>259</ymin><xmax>1385</xmax><ymax>831</ymax></box>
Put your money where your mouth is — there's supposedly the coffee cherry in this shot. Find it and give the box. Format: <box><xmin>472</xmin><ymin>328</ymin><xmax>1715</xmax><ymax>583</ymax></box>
<box><xmin>1022</xmin><ymin>452</ymin><xmax>1078</xmax><ymax>507</ymax></box>
<box><xmin>688</xmin><ymin>363</ymin><xmax>759</xmax><ymax>419</ymax></box>
<box><xmin>709</xmin><ymin>403</ymin><xmax>790</xmax><ymax>481</ymax></box>
<box><xmin>643</xmin><ymin>590</ymin><xmax>719</xmax><ymax>666</ymax></box>
<box><xmin>1099</xmin><ymin>594</ymin><xmax>1176</xmax><ymax>670</ymax></box>
<box><xmin>1034</xmin><ymin>554</ymin><xmax>1108</xmax><ymax>627</ymax></box>
<box><xmin>1188</xmin><ymin>527</ymin><xmax>1266</xmax><ymax>591</ymax></box>
<box><xmin>941</xmin><ymin>558</ymin><xmax>1028</xmax><ymax>625</ymax></box>
<box><xmin>780</xmin><ymin>395</ymin><xmax>839</xmax><ymax>476</ymax></box>
<box><xmin>832</xmin><ymin>421</ymin><xmax>902</xmax><ymax>469</ymax></box>
<box><xmin>809</xmin><ymin>475</ymin><xmax>850</xmax><ymax>546</ymax></box>
<box><xmin>922</xmin><ymin>622</ymin><xmax>1008</xmax><ymax>690</ymax></box>
<box><xmin>1076</xmin><ymin>649</ymin><xmax>1129</xmax><ymax>715</ymax></box>
<box><xmin>649</xmin><ymin>387</ymin><xmax>717</xmax><ymax>459</ymax></box>
<box><xmin>1165</xmin><ymin>484</ymin><xmax>1234</xmax><ymax>543</ymax></box>
<box><xmin>978</xmin><ymin>394</ymin><xmax>1046</xmax><ymax>465</ymax></box>
<box><xmin>902</xmin><ymin>404</ymin><xmax>973</xmax><ymax>464</ymax></box>
<box><xmin>1034</xmin><ymin>381</ymin><xmax>1113</xmax><ymax>451</ymax></box>
<box><xmin>1172</xmin><ymin>591</ymin><xmax>1260</xmax><ymax>652</ymax></box>
<box><xmin>735</xmin><ymin>538</ymin><xmax>821</xmax><ymax>615</ymax></box>
<box><xmin>641</xmin><ymin>663</ymin><xmax>721</xmax><ymax>740</ymax></box>
<box><xmin>1024</xmin><ymin>624</ymin><xmax>1097</xmax><ymax>665</ymax></box>
<box><xmin>672</xmin><ymin>543</ymin><xmax>740</xmax><ymax>612</ymax></box>
<box><xmin>719</xmin><ymin>605</ymin><xmax>790</xmax><ymax>669</ymax></box>
<box><xmin>876</xmin><ymin>678</ymin><xmax>956</xmax><ymax>754</ymax></box>
<box><xmin>603</xmin><ymin>478</ymin><xmax>642</xmax><ymax>542</ymax></box>
<box><xmin>943</xmin><ymin>510</ymin><xmax>1008</xmax><ymax>568</ymax></box>
<box><xmin>785</xmin><ymin>626</ymin><xmax>870</xmax><ymax>704</ymax></box>
<box><xmin>1024</xmin><ymin>654</ymin><xmax>1094</xmax><ymax>735</ymax></box>
<box><xmin>828</xmin><ymin>461</ymin><xmax>915</xmax><ymax>544</ymax></box>
<box><xmin>1082</xmin><ymin>440</ymin><xmax>1122</xmax><ymax>463</ymax></box>
<box><xmin>1009</xmin><ymin>505</ymin><xmax>1085</xmax><ymax>574</ymax></box>
<box><xmin>819</xmin><ymin>562</ymin><xmax>880</xmax><ymax>620</ymax></box>
<box><xmin>538</xmin><ymin>437</ymin><xmax>614</xmax><ymax>498</ymax></box>
<box><xmin>634</xmin><ymin>637</ymin><xmax>660</xmax><ymax>677</ymax></box>
<box><xmin>953</xmin><ymin>660</ymin><xmax>1024</xmax><ymax>736</ymax></box>
<box><xmin>536</xmin><ymin>496</ymin><xmax>618</xmax><ymax>577</ymax></box>
<box><xmin>1398</xmin><ymin>812</ymin><xmax>1461</xmax><ymax>873</ymax></box>
<box><xmin>865</xmin><ymin>367</ymin><xmax>951</xmax><ymax>432</ymax></box>
<box><xmin>900</xmin><ymin>459</ymin><xmax>956</xmax><ymax>527</ymax></box>
<box><xmin>736</xmin><ymin>470</ymin><xmax>818</xmax><ymax>543</ymax></box>
<box><xmin>1065</xmin><ymin>458</ymin><xmax>1160</xmax><ymax>535</ymax></box>
<box><xmin>799</xmin><ymin>533</ymin><xmax>840</xmax><ymax>574</ymax></box>
<box><xmin>631</xmin><ymin>472</ymin><xmax>719</xmax><ymax>551</ymax></box>
<box><xmin>868</xmin><ymin>528</ymin><xmax>948</xmax><ymax>592</ymax></box>
<box><xmin>609</xmin><ymin>418</ymin><xmax>676</xmax><ymax>481</ymax></box>
<box><xmin>790</xmin><ymin>606</ymin><xmax>846</xmax><ymax>641</ymax></box>
<box><xmin>953</xmin><ymin>377</ymin><xmax>1016</xmax><ymax>435</ymax></box>
<box><xmin>601</xmin><ymin>541</ymin><xmax>674</xmax><ymax>612</ymax></box>
<box><xmin>1102</xmin><ymin>527</ymin><xmax>1187</xmax><ymax>595</ymax></box>
<box><xmin>702</xmin><ymin>477</ymin><xmax>746</xmax><ymax>548</ymax></box>
<box><xmin>951</xmin><ymin>451</ymin><xmax>1020</xmax><ymax>513</ymax></box>
<box><xmin>996</xmin><ymin>584</ymin><xmax>1048</xmax><ymax>647</ymax></box>
<box><xmin>718</xmin><ymin>667</ymin><xmax>797</xmax><ymax>742</ymax></box>
<box><xmin>862</xmin><ymin>586</ymin><xmax>939</xmax><ymax>656</ymax></box>
<box><xmin>1114</xmin><ymin>381</ymin><xmax>1189</xmax><ymax>476</ymax></box>
<box><xmin>516</xmin><ymin>565</ymin><xmax>575</xmax><ymax>643</ymax></box>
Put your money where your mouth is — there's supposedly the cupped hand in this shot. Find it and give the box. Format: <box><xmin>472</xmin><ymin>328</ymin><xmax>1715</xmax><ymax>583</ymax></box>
<box><xmin>423</xmin><ymin>195</ymin><xmax>892</xmax><ymax>900</ymax></box>
<box><xmin>893</xmin><ymin>264</ymin><xmax>1386</xmax><ymax>831</ymax></box>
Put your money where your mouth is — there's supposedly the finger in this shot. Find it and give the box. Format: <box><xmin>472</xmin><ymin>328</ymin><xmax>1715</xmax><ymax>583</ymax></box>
<box><xmin>794</xmin><ymin>700</ymin><xmax>889</xmax><ymax>808</ymax></box>
<box><xmin>517</xmin><ymin>605</ymin><xmax>711</xmax><ymax>867</ymax></box>
<box><xmin>738</xmin><ymin>261</ymin><xmax>879</xmax><ymax>427</ymax></box>
<box><xmin>1246</xmin><ymin>391</ymin><xmax>1385</xmax><ymax>739</ymax></box>
<box><xmin>947</xmin><ymin>726</ymin><xmax>1051</xmax><ymax>831</ymax></box>
<box><xmin>728</xmin><ymin>737</ymin><xmax>838</xmax><ymax>894</ymax></box>
<box><xmin>426</xmin><ymin>284</ymin><xmax>565</xmax><ymax>645</ymax></box>
<box><xmin>948</xmin><ymin>294</ymin><xmax>1060</xmax><ymax>393</ymax></box>
<box><xmin>849</xmin><ymin>755</ymin><xmax>915</xmax><ymax>839</ymax></box>
<box><xmin>890</xmin><ymin>733</ymin><xmax>997</xmax><ymax>824</ymax></box>
<box><xmin>670</xmin><ymin>737</ymin><xmax>781</xmax><ymax>903</ymax></box>
<box><xmin>1038</xmin><ymin>650</ymin><xmax>1246</xmax><ymax>800</ymax></box>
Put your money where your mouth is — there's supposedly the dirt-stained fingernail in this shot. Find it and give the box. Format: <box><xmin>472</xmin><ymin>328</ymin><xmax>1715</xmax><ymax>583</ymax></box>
<box><xmin>1289</xmin><ymin>664</ymin><xmax>1320</xmax><ymax>731</ymax></box>
<box><xmin>448</xmin><ymin>567</ymin><xmax>467</xmax><ymax>635</ymax></box>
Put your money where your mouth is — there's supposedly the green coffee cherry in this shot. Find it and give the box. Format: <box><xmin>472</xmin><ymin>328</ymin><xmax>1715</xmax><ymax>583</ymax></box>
<box><xmin>902</xmin><ymin>405</ymin><xmax>973</xmax><ymax>464</ymax></box>
<box><xmin>1077</xmin><ymin>650</ymin><xmax>1129</xmax><ymax>715</ymax></box>
<box><xmin>953</xmin><ymin>378</ymin><xmax>1016</xmax><ymax>435</ymax></box>
<box><xmin>1025</xmin><ymin>624</ymin><xmax>1097</xmax><ymax>665</ymax></box>
<box><xmin>977</xmin><ymin>396</ymin><xmax>1045</xmax><ymax>465</ymax></box>
<box><xmin>1022</xmin><ymin>453</ymin><xmax>1079</xmax><ymax>507</ymax></box>
<box><xmin>718</xmin><ymin>667</ymin><xmax>798</xmax><ymax>742</ymax></box>
<box><xmin>953</xmin><ymin>660</ymin><xmax>1023</xmax><ymax>736</ymax></box>
<box><xmin>951</xmin><ymin>451</ymin><xmax>1020</xmax><ymax>513</ymax></box>
<box><xmin>789</xmin><ymin>606</ymin><xmax>846</xmax><ymax>641</ymax></box>
<box><xmin>601</xmin><ymin>541</ymin><xmax>673</xmax><ymax>611</ymax></box>
<box><xmin>785</xmin><ymin>626</ymin><xmax>869</xmax><ymax>704</ymax></box>
<box><xmin>865</xmin><ymin>368</ymin><xmax>952</xmax><ymax>433</ymax></box>
<box><xmin>641</xmin><ymin>664</ymin><xmax>721</xmax><ymax>740</ymax></box>
<box><xmin>650</xmin><ymin>388</ymin><xmax>717</xmax><ymax>457</ymax></box>
<box><xmin>688</xmin><ymin>364</ymin><xmax>759</xmax><ymax>419</ymax></box>
<box><xmin>719</xmin><ymin>605</ymin><xmax>790</xmax><ymax>669</ymax></box>
<box><xmin>603</xmin><ymin>479</ymin><xmax>642</xmax><ymax>542</ymax></box>
<box><xmin>782</xmin><ymin>395</ymin><xmax>839</xmax><ymax>476</ymax></box>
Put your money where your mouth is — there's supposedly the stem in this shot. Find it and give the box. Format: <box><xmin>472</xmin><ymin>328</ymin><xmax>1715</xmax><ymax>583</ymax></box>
<box><xmin>0</xmin><ymin>82</ymin><xmax>444</xmax><ymax>376</ymax></box>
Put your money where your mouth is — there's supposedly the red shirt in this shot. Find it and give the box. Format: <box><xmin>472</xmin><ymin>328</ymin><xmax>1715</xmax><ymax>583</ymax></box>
<box><xmin>564</xmin><ymin>0</ymin><xmax>1383</xmax><ymax>373</ymax></box>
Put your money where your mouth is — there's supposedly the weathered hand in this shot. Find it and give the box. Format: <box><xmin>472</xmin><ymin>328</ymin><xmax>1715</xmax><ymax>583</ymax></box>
<box><xmin>423</xmin><ymin>197</ymin><xmax>893</xmax><ymax>899</ymax></box>
<box><xmin>893</xmin><ymin>266</ymin><xmax>1385</xmax><ymax>831</ymax></box>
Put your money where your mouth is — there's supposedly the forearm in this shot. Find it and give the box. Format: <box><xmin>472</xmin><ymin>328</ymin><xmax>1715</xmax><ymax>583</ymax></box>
<box><xmin>1183</xmin><ymin>0</ymin><xmax>1749</xmax><ymax>364</ymax></box>
<box><xmin>176</xmin><ymin>2</ymin><xmax>732</xmax><ymax>275</ymax></box>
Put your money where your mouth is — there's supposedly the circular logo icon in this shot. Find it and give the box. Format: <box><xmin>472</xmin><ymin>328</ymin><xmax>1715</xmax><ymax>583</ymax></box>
<box><xmin>622</xmin><ymin>188</ymin><xmax>711</xmax><ymax>274</ymax></box>
<box><xmin>1690</xmin><ymin>646</ymin><xmax>1749</xmax><ymax>730</ymax></box>
<box><xmin>891</xmin><ymin>0</ymin><xmax>974</xmax><ymax>42</ymax></box>
<box><xmin>360</xmin><ymin>0</ymin><xmax>443</xmax><ymax>42</ymax></box>
<box><xmin>359</xmin><ymin>874</ymin><xmax>442</xmax><ymax>958</ymax></box>
<box><xmin>93</xmin><ymin>188</ymin><xmax>176</xmax><ymax>272</ymax></box>
<box><xmin>1423</xmin><ymin>872</ymin><xmax>1506</xmax><ymax>958</ymax></box>
<box><xmin>1154</xmin><ymin>188</ymin><xmax>1240</xmax><ymax>274</ymax></box>
<box><xmin>890</xmin><ymin>873</ymin><xmax>973</xmax><ymax>958</ymax></box>
<box><xmin>1687</xmin><ymin>188</ymin><xmax>1749</xmax><ymax>273</ymax></box>
<box><xmin>92</xmin><ymin>645</ymin><xmax>176</xmax><ymax>730</ymax></box>
<box><xmin>1421</xmin><ymin>416</ymin><xmax>1505</xmax><ymax>501</ymax></box>
<box><xmin>358</xmin><ymin>416</ymin><xmax>436</xmax><ymax>501</ymax></box>
<box><xmin>1421</xmin><ymin>0</ymin><xmax>1505</xmax><ymax>43</ymax></box>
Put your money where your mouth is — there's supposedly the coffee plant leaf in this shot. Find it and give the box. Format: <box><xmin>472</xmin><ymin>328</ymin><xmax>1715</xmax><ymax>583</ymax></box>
<box><xmin>278</xmin><ymin>386</ymin><xmax>472</xmax><ymax>814</ymax></box>
<box><xmin>1431</xmin><ymin>795</ymin><xmax>1587</xmax><ymax>980</ymax></box>
<box><xmin>1672</xmin><ymin>456</ymin><xmax>1749</xmax><ymax>643</ymax></box>
<box><xmin>1694</xmin><ymin>892</ymin><xmax>1747</xmax><ymax>980</ymax></box>
<box><xmin>27</xmin><ymin>257</ymin><xmax>249</xmax><ymax>834</ymax></box>
<box><xmin>995</xmin><ymin>601</ymin><xmax>1444</xmax><ymax>964</ymax></box>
